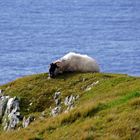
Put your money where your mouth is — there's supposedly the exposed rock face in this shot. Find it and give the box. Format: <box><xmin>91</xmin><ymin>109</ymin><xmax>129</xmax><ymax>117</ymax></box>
<box><xmin>85</xmin><ymin>81</ymin><xmax>99</xmax><ymax>91</ymax></box>
<box><xmin>0</xmin><ymin>90</ymin><xmax>34</xmax><ymax>131</ymax></box>
<box><xmin>51</xmin><ymin>92</ymin><xmax>79</xmax><ymax>116</ymax></box>
<box><xmin>0</xmin><ymin>89</ymin><xmax>80</xmax><ymax>130</ymax></box>
<box><xmin>64</xmin><ymin>95</ymin><xmax>79</xmax><ymax>112</ymax></box>
<box><xmin>22</xmin><ymin>116</ymin><xmax>35</xmax><ymax>128</ymax></box>
<box><xmin>0</xmin><ymin>89</ymin><xmax>4</xmax><ymax>95</ymax></box>
<box><xmin>64</xmin><ymin>95</ymin><xmax>75</xmax><ymax>111</ymax></box>
<box><xmin>51</xmin><ymin>106</ymin><xmax>61</xmax><ymax>117</ymax></box>
<box><xmin>0</xmin><ymin>96</ymin><xmax>9</xmax><ymax>121</ymax></box>
<box><xmin>2</xmin><ymin>97</ymin><xmax>21</xmax><ymax>131</ymax></box>
<box><xmin>51</xmin><ymin>92</ymin><xmax>62</xmax><ymax>117</ymax></box>
<box><xmin>54</xmin><ymin>92</ymin><xmax>61</xmax><ymax>106</ymax></box>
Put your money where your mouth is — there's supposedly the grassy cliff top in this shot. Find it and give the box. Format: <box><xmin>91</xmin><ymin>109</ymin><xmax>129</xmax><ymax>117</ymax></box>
<box><xmin>0</xmin><ymin>72</ymin><xmax>140</xmax><ymax>140</ymax></box>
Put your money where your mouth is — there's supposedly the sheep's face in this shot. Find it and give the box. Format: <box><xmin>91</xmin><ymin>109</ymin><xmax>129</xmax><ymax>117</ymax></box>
<box><xmin>49</xmin><ymin>63</ymin><xmax>61</xmax><ymax>78</ymax></box>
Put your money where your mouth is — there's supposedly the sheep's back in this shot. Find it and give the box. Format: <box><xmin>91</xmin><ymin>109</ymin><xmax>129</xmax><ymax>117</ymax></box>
<box><xmin>62</xmin><ymin>53</ymin><xmax>100</xmax><ymax>72</ymax></box>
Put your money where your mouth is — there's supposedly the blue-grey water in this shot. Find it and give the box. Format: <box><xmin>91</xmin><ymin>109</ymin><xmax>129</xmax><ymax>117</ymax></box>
<box><xmin>0</xmin><ymin>0</ymin><xmax>140</xmax><ymax>84</ymax></box>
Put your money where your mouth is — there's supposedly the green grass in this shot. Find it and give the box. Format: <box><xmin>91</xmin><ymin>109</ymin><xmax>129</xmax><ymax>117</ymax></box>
<box><xmin>0</xmin><ymin>72</ymin><xmax>140</xmax><ymax>140</ymax></box>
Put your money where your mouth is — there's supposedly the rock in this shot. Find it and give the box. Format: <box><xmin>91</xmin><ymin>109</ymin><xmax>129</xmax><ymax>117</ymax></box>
<box><xmin>51</xmin><ymin>92</ymin><xmax>62</xmax><ymax>117</ymax></box>
<box><xmin>29</xmin><ymin>102</ymin><xmax>33</xmax><ymax>106</ymax></box>
<box><xmin>75</xmin><ymin>95</ymin><xmax>80</xmax><ymax>100</ymax></box>
<box><xmin>47</xmin><ymin>77</ymin><xmax>51</xmax><ymax>80</ymax></box>
<box><xmin>41</xmin><ymin>111</ymin><xmax>46</xmax><ymax>117</ymax></box>
<box><xmin>7</xmin><ymin>111</ymin><xmax>20</xmax><ymax>130</ymax></box>
<box><xmin>85</xmin><ymin>81</ymin><xmax>99</xmax><ymax>91</ymax></box>
<box><xmin>0</xmin><ymin>89</ymin><xmax>5</xmax><ymax>98</ymax></box>
<box><xmin>85</xmin><ymin>87</ymin><xmax>92</xmax><ymax>91</ymax></box>
<box><xmin>54</xmin><ymin>92</ymin><xmax>61</xmax><ymax>100</ymax></box>
<box><xmin>6</xmin><ymin>97</ymin><xmax>20</xmax><ymax>114</ymax></box>
<box><xmin>39</xmin><ymin>111</ymin><xmax>47</xmax><ymax>120</ymax></box>
<box><xmin>22</xmin><ymin>116</ymin><xmax>35</xmax><ymax>128</ymax></box>
<box><xmin>82</xmin><ymin>78</ymin><xmax>86</xmax><ymax>82</ymax></box>
<box><xmin>0</xmin><ymin>89</ymin><xmax>4</xmax><ymax>95</ymax></box>
<box><xmin>2</xmin><ymin>97</ymin><xmax>21</xmax><ymax>131</ymax></box>
<box><xmin>55</xmin><ymin>98</ymin><xmax>61</xmax><ymax>106</ymax></box>
<box><xmin>0</xmin><ymin>94</ymin><xmax>34</xmax><ymax>130</ymax></box>
<box><xmin>92</xmin><ymin>81</ymin><xmax>99</xmax><ymax>86</ymax></box>
<box><xmin>39</xmin><ymin>111</ymin><xmax>46</xmax><ymax>120</ymax></box>
<box><xmin>54</xmin><ymin>92</ymin><xmax>61</xmax><ymax>106</ymax></box>
<box><xmin>51</xmin><ymin>92</ymin><xmax>79</xmax><ymax>116</ymax></box>
<box><xmin>51</xmin><ymin>106</ymin><xmax>61</xmax><ymax>117</ymax></box>
<box><xmin>64</xmin><ymin>95</ymin><xmax>75</xmax><ymax>106</ymax></box>
<box><xmin>64</xmin><ymin>95</ymin><xmax>76</xmax><ymax>111</ymax></box>
<box><xmin>0</xmin><ymin>96</ymin><xmax>9</xmax><ymax>121</ymax></box>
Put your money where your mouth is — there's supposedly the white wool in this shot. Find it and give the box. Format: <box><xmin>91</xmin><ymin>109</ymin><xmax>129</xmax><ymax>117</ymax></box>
<box><xmin>55</xmin><ymin>52</ymin><xmax>100</xmax><ymax>73</ymax></box>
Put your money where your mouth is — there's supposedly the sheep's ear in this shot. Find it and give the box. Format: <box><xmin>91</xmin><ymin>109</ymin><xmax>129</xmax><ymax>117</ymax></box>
<box><xmin>55</xmin><ymin>61</ymin><xmax>62</xmax><ymax>68</ymax></box>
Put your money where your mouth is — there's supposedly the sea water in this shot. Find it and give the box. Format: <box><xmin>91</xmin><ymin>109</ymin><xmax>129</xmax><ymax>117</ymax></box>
<box><xmin>0</xmin><ymin>0</ymin><xmax>140</xmax><ymax>84</ymax></box>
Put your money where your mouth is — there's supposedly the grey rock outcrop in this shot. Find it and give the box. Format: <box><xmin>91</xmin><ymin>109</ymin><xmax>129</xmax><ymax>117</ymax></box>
<box><xmin>51</xmin><ymin>106</ymin><xmax>61</xmax><ymax>117</ymax></box>
<box><xmin>51</xmin><ymin>91</ymin><xmax>79</xmax><ymax>116</ymax></box>
<box><xmin>64</xmin><ymin>95</ymin><xmax>79</xmax><ymax>112</ymax></box>
<box><xmin>54</xmin><ymin>91</ymin><xmax>61</xmax><ymax>106</ymax></box>
<box><xmin>22</xmin><ymin>116</ymin><xmax>35</xmax><ymax>128</ymax></box>
<box><xmin>0</xmin><ymin>96</ymin><xmax>9</xmax><ymax>121</ymax></box>
<box><xmin>2</xmin><ymin>97</ymin><xmax>21</xmax><ymax>131</ymax></box>
<box><xmin>51</xmin><ymin>92</ymin><xmax>62</xmax><ymax>117</ymax></box>
<box><xmin>0</xmin><ymin>90</ymin><xmax>34</xmax><ymax>131</ymax></box>
<box><xmin>85</xmin><ymin>81</ymin><xmax>99</xmax><ymax>91</ymax></box>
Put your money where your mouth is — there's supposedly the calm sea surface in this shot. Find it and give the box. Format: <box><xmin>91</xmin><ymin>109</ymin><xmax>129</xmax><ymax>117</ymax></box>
<box><xmin>0</xmin><ymin>0</ymin><xmax>140</xmax><ymax>84</ymax></box>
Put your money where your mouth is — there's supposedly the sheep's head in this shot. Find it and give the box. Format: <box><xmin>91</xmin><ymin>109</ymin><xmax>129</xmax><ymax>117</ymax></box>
<box><xmin>49</xmin><ymin>62</ymin><xmax>63</xmax><ymax>78</ymax></box>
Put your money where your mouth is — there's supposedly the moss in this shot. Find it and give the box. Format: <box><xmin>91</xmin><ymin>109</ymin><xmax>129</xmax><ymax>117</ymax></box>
<box><xmin>0</xmin><ymin>72</ymin><xmax>140</xmax><ymax>140</ymax></box>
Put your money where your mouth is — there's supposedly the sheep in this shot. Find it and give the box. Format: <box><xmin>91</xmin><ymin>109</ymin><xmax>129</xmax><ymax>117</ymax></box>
<box><xmin>49</xmin><ymin>52</ymin><xmax>100</xmax><ymax>78</ymax></box>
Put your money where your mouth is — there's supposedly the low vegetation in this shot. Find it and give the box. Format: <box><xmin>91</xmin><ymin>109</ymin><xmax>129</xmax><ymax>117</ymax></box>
<box><xmin>0</xmin><ymin>72</ymin><xmax>140</xmax><ymax>140</ymax></box>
